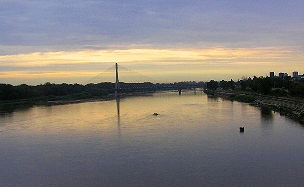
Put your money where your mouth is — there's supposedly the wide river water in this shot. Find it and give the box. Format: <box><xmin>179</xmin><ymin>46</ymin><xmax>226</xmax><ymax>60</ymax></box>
<box><xmin>0</xmin><ymin>90</ymin><xmax>304</xmax><ymax>187</ymax></box>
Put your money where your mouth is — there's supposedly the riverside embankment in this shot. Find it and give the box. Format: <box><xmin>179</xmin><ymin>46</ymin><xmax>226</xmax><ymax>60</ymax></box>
<box><xmin>208</xmin><ymin>90</ymin><xmax>304</xmax><ymax>124</ymax></box>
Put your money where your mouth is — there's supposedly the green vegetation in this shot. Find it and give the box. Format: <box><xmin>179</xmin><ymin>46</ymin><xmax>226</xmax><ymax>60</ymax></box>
<box><xmin>0</xmin><ymin>82</ymin><xmax>153</xmax><ymax>113</ymax></box>
<box><xmin>203</xmin><ymin>89</ymin><xmax>215</xmax><ymax>96</ymax></box>
<box><xmin>0</xmin><ymin>81</ymin><xmax>204</xmax><ymax>110</ymax></box>
<box><xmin>0</xmin><ymin>82</ymin><xmax>111</xmax><ymax>108</ymax></box>
<box><xmin>206</xmin><ymin>75</ymin><xmax>304</xmax><ymax>98</ymax></box>
<box><xmin>229</xmin><ymin>94</ymin><xmax>256</xmax><ymax>103</ymax></box>
<box><xmin>206</xmin><ymin>80</ymin><xmax>218</xmax><ymax>90</ymax></box>
<box><xmin>205</xmin><ymin>75</ymin><xmax>304</xmax><ymax>124</ymax></box>
<box><xmin>238</xmin><ymin>76</ymin><xmax>304</xmax><ymax>98</ymax></box>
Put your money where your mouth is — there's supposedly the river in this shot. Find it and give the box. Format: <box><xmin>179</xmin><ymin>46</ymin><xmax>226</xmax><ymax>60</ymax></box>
<box><xmin>0</xmin><ymin>90</ymin><xmax>304</xmax><ymax>187</ymax></box>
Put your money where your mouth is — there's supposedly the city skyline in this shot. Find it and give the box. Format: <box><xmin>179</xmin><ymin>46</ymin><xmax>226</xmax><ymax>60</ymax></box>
<box><xmin>1</xmin><ymin>1</ymin><xmax>304</xmax><ymax>85</ymax></box>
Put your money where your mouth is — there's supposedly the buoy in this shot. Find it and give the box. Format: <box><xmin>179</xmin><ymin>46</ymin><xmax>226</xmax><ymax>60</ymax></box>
<box><xmin>239</xmin><ymin>127</ymin><xmax>245</xmax><ymax>132</ymax></box>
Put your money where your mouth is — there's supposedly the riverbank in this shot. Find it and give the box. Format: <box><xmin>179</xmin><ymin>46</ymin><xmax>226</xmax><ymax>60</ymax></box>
<box><xmin>0</xmin><ymin>91</ymin><xmax>156</xmax><ymax>114</ymax></box>
<box><xmin>206</xmin><ymin>90</ymin><xmax>304</xmax><ymax>125</ymax></box>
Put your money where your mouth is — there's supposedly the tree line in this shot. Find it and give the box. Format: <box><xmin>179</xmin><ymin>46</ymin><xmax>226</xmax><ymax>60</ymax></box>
<box><xmin>1</xmin><ymin>76</ymin><xmax>303</xmax><ymax>103</ymax></box>
<box><xmin>0</xmin><ymin>81</ymin><xmax>205</xmax><ymax>103</ymax></box>
<box><xmin>207</xmin><ymin>76</ymin><xmax>304</xmax><ymax>98</ymax></box>
<box><xmin>0</xmin><ymin>82</ymin><xmax>112</xmax><ymax>102</ymax></box>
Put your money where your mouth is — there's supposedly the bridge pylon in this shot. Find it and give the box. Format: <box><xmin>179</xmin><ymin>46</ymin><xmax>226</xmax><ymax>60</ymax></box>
<box><xmin>115</xmin><ymin>63</ymin><xmax>120</xmax><ymax>97</ymax></box>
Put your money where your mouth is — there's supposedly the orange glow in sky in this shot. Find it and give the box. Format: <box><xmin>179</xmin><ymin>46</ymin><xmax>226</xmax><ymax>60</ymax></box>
<box><xmin>0</xmin><ymin>47</ymin><xmax>303</xmax><ymax>85</ymax></box>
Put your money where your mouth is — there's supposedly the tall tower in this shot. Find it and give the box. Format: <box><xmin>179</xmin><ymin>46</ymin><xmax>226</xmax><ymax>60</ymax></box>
<box><xmin>115</xmin><ymin>63</ymin><xmax>120</xmax><ymax>96</ymax></box>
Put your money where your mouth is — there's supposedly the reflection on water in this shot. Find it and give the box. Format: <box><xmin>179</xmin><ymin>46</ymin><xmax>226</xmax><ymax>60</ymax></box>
<box><xmin>116</xmin><ymin>97</ymin><xmax>121</xmax><ymax>142</ymax></box>
<box><xmin>261</xmin><ymin>105</ymin><xmax>273</xmax><ymax>118</ymax></box>
<box><xmin>260</xmin><ymin>106</ymin><xmax>274</xmax><ymax>130</ymax></box>
<box><xmin>0</xmin><ymin>90</ymin><xmax>304</xmax><ymax>187</ymax></box>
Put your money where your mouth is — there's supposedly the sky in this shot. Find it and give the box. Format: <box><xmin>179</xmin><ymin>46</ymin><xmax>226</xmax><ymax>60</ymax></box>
<box><xmin>1</xmin><ymin>0</ymin><xmax>304</xmax><ymax>85</ymax></box>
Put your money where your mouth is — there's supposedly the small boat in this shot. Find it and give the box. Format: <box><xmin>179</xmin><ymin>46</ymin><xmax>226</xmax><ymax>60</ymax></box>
<box><xmin>153</xmin><ymin>113</ymin><xmax>159</xmax><ymax>116</ymax></box>
<box><xmin>239</xmin><ymin>127</ymin><xmax>245</xmax><ymax>132</ymax></box>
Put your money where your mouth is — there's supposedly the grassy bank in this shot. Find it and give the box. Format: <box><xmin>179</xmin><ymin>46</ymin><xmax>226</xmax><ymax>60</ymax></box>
<box><xmin>0</xmin><ymin>94</ymin><xmax>110</xmax><ymax>114</ymax></box>
<box><xmin>0</xmin><ymin>91</ymin><xmax>155</xmax><ymax>114</ymax></box>
<box><xmin>205</xmin><ymin>89</ymin><xmax>304</xmax><ymax>124</ymax></box>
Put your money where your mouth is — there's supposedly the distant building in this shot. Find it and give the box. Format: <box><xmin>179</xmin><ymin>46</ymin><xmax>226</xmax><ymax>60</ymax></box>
<box><xmin>292</xmin><ymin>71</ymin><xmax>300</xmax><ymax>82</ymax></box>
<box><xmin>270</xmin><ymin>72</ymin><xmax>275</xmax><ymax>77</ymax></box>
<box><xmin>279</xmin><ymin>72</ymin><xmax>285</xmax><ymax>78</ymax></box>
<box><xmin>293</xmin><ymin>71</ymin><xmax>299</xmax><ymax>78</ymax></box>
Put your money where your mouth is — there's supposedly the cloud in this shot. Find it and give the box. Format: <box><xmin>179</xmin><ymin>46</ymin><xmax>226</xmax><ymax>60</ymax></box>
<box><xmin>1</xmin><ymin>47</ymin><xmax>298</xmax><ymax>67</ymax></box>
<box><xmin>1</xmin><ymin>0</ymin><xmax>304</xmax><ymax>52</ymax></box>
<box><xmin>0</xmin><ymin>47</ymin><xmax>303</xmax><ymax>85</ymax></box>
<box><xmin>1</xmin><ymin>1</ymin><xmax>304</xmax><ymax>84</ymax></box>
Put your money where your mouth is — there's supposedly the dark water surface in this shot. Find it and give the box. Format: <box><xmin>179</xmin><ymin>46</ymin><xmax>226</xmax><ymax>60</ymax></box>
<box><xmin>1</xmin><ymin>90</ymin><xmax>304</xmax><ymax>187</ymax></box>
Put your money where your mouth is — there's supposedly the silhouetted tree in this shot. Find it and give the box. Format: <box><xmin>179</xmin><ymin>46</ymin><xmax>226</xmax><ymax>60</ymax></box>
<box><xmin>240</xmin><ymin>79</ymin><xmax>248</xmax><ymax>90</ymax></box>
<box><xmin>207</xmin><ymin>80</ymin><xmax>218</xmax><ymax>90</ymax></box>
<box><xmin>258</xmin><ymin>77</ymin><xmax>272</xmax><ymax>95</ymax></box>
<box><xmin>230</xmin><ymin>79</ymin><xmax>235</xmax><ymax>90</ymax></box>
